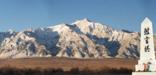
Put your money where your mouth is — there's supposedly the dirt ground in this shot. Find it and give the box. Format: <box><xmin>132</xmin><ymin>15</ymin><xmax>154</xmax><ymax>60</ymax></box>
<box><xmin>0</xmin><ymin>57</ymin><xmax>137</xmax><ymax>71</ymax></box>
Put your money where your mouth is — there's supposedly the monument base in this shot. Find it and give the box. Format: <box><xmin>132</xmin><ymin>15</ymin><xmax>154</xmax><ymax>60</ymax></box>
<box><xmin>132</xmin><ymin>72</ymin><xmax>156</xmax><ymax>75</ymax></box>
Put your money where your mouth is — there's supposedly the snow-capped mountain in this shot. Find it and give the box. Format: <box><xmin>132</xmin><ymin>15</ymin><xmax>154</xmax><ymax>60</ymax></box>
<box><xmin>0</xmin><ymin>18</ymin><xmax>143</xmax><ymax>58</ymax></box>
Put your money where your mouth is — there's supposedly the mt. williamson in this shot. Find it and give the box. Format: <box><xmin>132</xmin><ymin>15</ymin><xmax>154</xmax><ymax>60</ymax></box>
<box><xmin>0</xmin><ymin>18</ymin><xmax>149</xmax><ymax>58</ymax></box>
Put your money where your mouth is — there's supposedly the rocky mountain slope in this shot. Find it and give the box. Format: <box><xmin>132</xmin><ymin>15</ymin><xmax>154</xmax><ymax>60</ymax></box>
<box><xmin>0</xmin><ymin>18</ymin><xmax>147</xmax><ymax>58</ymax></box>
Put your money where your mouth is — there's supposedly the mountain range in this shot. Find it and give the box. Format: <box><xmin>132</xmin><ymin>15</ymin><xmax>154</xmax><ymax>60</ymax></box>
<box><xmin>0</xmin><ymin>18</ymin><xmax>151</xmax><ymax>59</ymax></box>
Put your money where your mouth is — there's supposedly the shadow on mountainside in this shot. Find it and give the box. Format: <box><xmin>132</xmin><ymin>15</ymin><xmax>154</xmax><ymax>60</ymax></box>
<box><xmin>66</xmin><ymin>24</ymin><xmax>121</xmax><ymax>57</ymax></box>
<box><xmin>33</xmin><ymin>29</ymin><xmax>60</xmax><ymax>56</ymax></box>
<box><xmin>86</xmin><ymin>34</ymin><xmax>120</xmax><ymax>57</ymax></box>
<box><xmin>0</xmin><ymin>32</ymin><xmax>13</xmax><ymax>44</ymax></box>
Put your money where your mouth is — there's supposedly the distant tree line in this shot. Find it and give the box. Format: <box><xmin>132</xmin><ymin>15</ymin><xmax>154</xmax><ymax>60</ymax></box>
<box><xmin>0</xmin><ymin>67</ymin><xmax>132</xmax><ymax>75</ymax></box>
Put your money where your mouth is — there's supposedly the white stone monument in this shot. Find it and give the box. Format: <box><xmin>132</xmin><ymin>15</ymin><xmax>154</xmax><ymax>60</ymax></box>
<box><xmin>132</xmin><ymin>17</ymin><xmax>156</xmax><ymax>75</ymax></box>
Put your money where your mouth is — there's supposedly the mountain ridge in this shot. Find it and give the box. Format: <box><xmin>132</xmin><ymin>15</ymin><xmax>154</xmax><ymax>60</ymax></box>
<box><xmin>0</xmin><ymin>18</ymin><xmax>146</xmax><ymax>58</ymax></box>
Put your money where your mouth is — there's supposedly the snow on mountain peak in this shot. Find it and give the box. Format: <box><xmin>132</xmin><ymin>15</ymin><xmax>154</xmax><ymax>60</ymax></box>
<box><xmin>0</xmin><ymin>18</ymin><xmax>141</xmax><ymax>59</ymax></box>
<box><xmin>82</xmin><ymin>18</ymin><xmax>91</xmax><ymax>22</ymax></box>
<box><xmin>73</xmin><ymin>18</ymin><xmax>91</xmax><ymax>25</ymax></box>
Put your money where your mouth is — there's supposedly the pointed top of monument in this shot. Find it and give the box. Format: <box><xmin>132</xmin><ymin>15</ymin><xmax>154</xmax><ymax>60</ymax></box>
<box><xmin>144</xmin><ymin>17</ymin><xmax>151</xmax><ymax>22</ymax></box>
<box><xmin>141</xmin><ymin>17</ymin><xmax>152</xmax><ymax>26</ymax></box>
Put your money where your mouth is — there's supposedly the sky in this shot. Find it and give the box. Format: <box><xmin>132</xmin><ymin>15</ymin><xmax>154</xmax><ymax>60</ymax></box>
<box><xmin>0</xmin><ymin>0</ymin><xmax>156</xmax><ymax>32</ymax></box>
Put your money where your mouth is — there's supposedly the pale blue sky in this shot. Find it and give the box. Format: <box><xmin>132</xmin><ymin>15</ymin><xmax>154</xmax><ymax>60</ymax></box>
<box><xmin>0</xmin><ymin>0</ymin><xmax>156</xmax><ymax>32</ymax></box>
